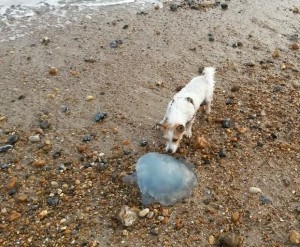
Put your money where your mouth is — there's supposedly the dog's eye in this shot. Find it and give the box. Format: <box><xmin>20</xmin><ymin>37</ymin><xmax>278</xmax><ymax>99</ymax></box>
<box><xmin>172</xmin><ymin>138</ymin><xmax>178</xmax><ymax>142</ymax></box>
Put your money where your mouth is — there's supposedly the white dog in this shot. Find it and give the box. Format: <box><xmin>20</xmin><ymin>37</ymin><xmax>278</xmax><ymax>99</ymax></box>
<box><xmin>157</xmin><ymin>67</ymin><xmax>216</xmax><ymax>153</ymax></box>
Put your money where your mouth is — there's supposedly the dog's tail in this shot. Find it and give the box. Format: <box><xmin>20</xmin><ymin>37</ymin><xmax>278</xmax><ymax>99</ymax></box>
<box><xmin>203</xmin><ymin>67</ymin><xmax>216</xmax><ymax>83</ymax></box>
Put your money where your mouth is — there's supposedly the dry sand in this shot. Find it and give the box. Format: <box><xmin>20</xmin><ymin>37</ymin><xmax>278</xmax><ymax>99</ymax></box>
<box><xmin>0</xmin><ymin>0</ymin><xmax>300</xmax><ymax>246</ymax></box>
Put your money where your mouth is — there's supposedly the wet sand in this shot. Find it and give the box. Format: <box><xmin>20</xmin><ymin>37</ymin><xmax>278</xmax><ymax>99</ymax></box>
<box><xmin>0</xmin><ymin>0</ymin><xmax>300</xmax><ymax>246</ymax></box>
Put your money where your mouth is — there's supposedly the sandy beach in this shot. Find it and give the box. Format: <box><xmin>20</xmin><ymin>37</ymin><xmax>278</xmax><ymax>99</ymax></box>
<box><xmin>0</xmin><ymin>0</ymin><xmax>300</xmax><ymax>246</ymax></box>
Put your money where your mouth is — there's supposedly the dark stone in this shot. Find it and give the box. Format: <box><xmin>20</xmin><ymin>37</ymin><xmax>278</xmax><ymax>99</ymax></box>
<box><xmin>94</xmin><ymin>112</ymin><xmax>107</xmax><ymax>122</ymax></box>
<box><xmin>18</xmin><ymin>95</ymin><xmax>25</xmax><ymax>100</ymax></box>
<box><xmin>232</xmin><ymin>41</ymin><xmax>243</xmax><ymax>48</ymax></box>
<box><xmin>7</xmin><ymin>135</ymin><xmax>19</xmax><ymax>145</ymax></box>
<box><xmin>140</xmin><ymin>139</ymin><xmax>149</xmax><ymax>147</ymax></box>
<box><xmin>0</xmin><ymin>163</ymin><xmax>11</xmax><ymax>169</ymax></box>
<box><xmin>247</xmin><ymin>114</ymin><xmax>257</xmax><ymax>119</ymax></box>
<box><xmin>83</xmin><ymin>135</ymin><xmax>92</xmax><ymax>142</ymax></box>
<box><xmin>221</xmin><ymin>119</ymin><xmax>231</xmax><ymax>128</ymax></box>
<box><xmin>52</xmin><ymin>151</ymin><xmax>61</xmax><ymax>159</ymax></box>
<box><xmin>225</xmin><ymin>99</ymin><xmax>234</xmax><ymax>105</ymax></box>
<box><xmin>84</xmin><ymin>57</ymin><xmax>96</xmax><ymax>63</ymax></box>
<box><xmin>150</xmin><ymin>228</ymin><xmax>159</xmax><ymax>235</ymax></box>
<box><xmin>198</xmin><ymin>66</ymin><xmax>204</xmax><ymax>74</ymax></box>
<box><xmin>58</xmin><ymin>164</ymin><xmax>66</xmax><ymax>171</ymax></box>
<box><xmin>170</xmin><ymin>3</ymin><xmax>178</xmax><ymax>11</ymax></box>
<box><xmin>220</xmin><ymin>3</ymin><xmax>228</xmax><ymax>9</ymax></box>
<box><xmin>60</xmin><ymin>105</ymin><xmax>70</xmax><ymax>113</ymax></box>
<box><xmin>218</xmin><ymin>233</ymin><xmax>241</xmax><ymax>247</ymax></box>
<box><xmin>260</xmin><ymin>195</ymin><xmax>272</xmax><ymax>205</ymax></box>
<box><xmin>296</xmin><ymin>206</ymin><xmax>300</xmax><ymax>214</ymax></box>
<box><xmin>109</xmin><ymin>39</ymin><xmax>123</xmax><ymax>48</ymax></box>
<box><xmin>8</xmin><ymin>188</ymin><xmax>17</xmax><ymax>196</ymax></box>
<box><xmin>96</xmin><ymin>163</ymin><xmax>107</xmax><ymax>171</ymax></box>
<box><xmin>40</xmin><ymin>120</ymin><xmax>50</xmax><ymax>130</ymax></box>
<box><xmin>209</xmin><ymin>36</ymin><xmax>215</xmax><ymax>42</ymax></box>
<box><xmin>123</xmin><ymin>25</ymin><xmax>129</xmax><ymax>29</ymax></box>
<box><xmin>123</xmin><ymin>150</ymin><xmax>132</xmax><ymax>155</ymax></box>
<box><xmin>271</xmin><ymin>133</ymin><xmax>277</xmax><ymax>139</ymax></box>
<box><xmin>47</xmin><ymin>197</ymin><xmax>59</xmax><ymax>206</ymax></box>
<box><xmin>84</xmin><ymin>163</ymin><xmax>93</xmax><ymax>169</ymax></box>
<box><xmin>244</xmin><ymin>62</ymin><xmax>255</xmax><ymax>67</ymax></box>
<box><xmin>219</xmin><ymin>150</ymin><xmax>226</xmax><ymax>158</ymax></box>
<box><xmin>136</xmin><ymin>11</ymin><xmax>148</xmax><ymax>15</ymax></box>
<box><xmin>273</xmin><ymin>85</ymin><xmax>283</xmax><ymax>92</ymax></box>
<box><xmin>0</xmin><ymin>144</ymin><xmax>13</xmax><ymax>153</ymax></box>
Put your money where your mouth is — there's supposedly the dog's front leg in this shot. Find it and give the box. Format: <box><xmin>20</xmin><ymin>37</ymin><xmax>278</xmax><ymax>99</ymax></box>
<box><xmin>185</xmin><ymin>116</ymin><xmax>195</xmax><ymax>138</ymax></box>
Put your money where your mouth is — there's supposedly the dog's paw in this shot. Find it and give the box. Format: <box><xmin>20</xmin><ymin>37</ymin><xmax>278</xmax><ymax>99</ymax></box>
<box><xmin>185</xmin><ymin>130</ymin><xmax>192</xmax><ymax>138</ymax></box>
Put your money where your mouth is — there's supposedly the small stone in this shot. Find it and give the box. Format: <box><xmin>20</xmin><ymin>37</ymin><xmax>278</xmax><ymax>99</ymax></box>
<box><xmin>16</xmin><ymin>194</ymin><xmax>28</xmax><ymax>203</ymax></box>
<box><xmin>52</xmin><ymin>151</ymin><xmax>61</xmax><ymax>159</ymax></box>
<box><xmin>47</xmin><ymin>93</ymin><xmax>55</xmax><ymax>99</ymax></box>
<box><xmin>208</xmin><ymin>235</ymin><xmax>215</xmax><ymax>244</ymax></box>
<box><xmin>196</xmin><ymin>136</ymin><xmax>210</xmax><ymax>149</ymax></box>
<box><xmin>170</xmin><ymin>3</ymin><xmax>178</xmax><ymax>11</ymax></box>
<box><xmin>7</xmin><ymin>135</ymin><xmax>19</xmax><ymax>145</ymax></box>
<box><xmin>209</xmin><ymin>36</ymin><xmax>215</xmax><ymax>42</ymax></box>
<box><xmin>0</xmin><ymin>163</ymin><xmax>11</xmax><ymax>169</ymax></box>
<box><xmin>139</xmin><ymin>208</ymin><xmax>150</xmax><ymax>217</ymax></box>
<box><xmin>296</xmin><ymin>206</ymin><xmax>300</xmax><ymax>214</ymax></box>
<box><xmin>7</xmin><ymin>211</ymin><xmax>21</xmax><ymax>222</ymax></box>
<box><xmin>290</xmin><ymin>43</ymin><xmax>300</xmax><ymax>50</ymax></box>
<box><xmin>175</xmin><ymin>218</ymin><xmax>184</xmax><ymax>230</ymax></box>
<box><xmin>8</xmin><ymin>188</ymin><xmax>17</xmax><ymax>196</ymax></box>
<box><xmin>281</xmin><ymin>63</ymin><xmax>286</xmax><ymax>70</ymax></box>
<box><xmin>32</xmin><ymin>160</ymin><xmax>46</xmax><ymax>168</ymax></box>
<box><xmin>83</xmin><ymin>135</ymin><xmax>92</xmax><ymax>142</ymax></box>
<box><xmin>86</xmin><ymin>95</ymin><xmax>94</xmax><ymax>101</ymax></box>
<box><xmin>84</xmin><ymin>57</ymin><xmax>96</xmax><ymax>63</ymax></box>
<box><xmin>220</xmin><ymin>3</ymin><xmax>228</xmax><ymax>9</ymax></box>
<box><xmin>230</xmin><ymin>85</ymin><xmax>240</xmax><ymax>92</ymax></box>
<box><xmin>237</xmin><ymin>127</ymin><xmax>248</xmax><ymax>134</ymax></box>
<box><xmin>272</xmin><ymin>49</ymin><xmax>280</xmax><ymax>58</ymax></box>
<box><xmin>28</xmin><ymin>135</ymin><xmax>40</xmax><ymax>142</ymax></box>
<box><xmin>41</xmin><ymin>37</ymin><xmax>50</xmax><ymax>45</ymax></box>
<box><xmin>60</xmin><ymin>105</ymin><xmax>70</xmax><ymax>113</ymax></box>
<box><xmin>122</xmin><ymin>229</ymin><xmax>129</xmax><ymax>236</ymax></box>
<box><xmin>40</xmin><ymin>120</ymin><xmax>50</xmax><ymax>130</ymax></box>
<box><xmin>49</xmin><ymin>67</ymin><xmax>58</xmax><ymax>75</ymax></box>
<box><xmin>6</xmin><ymin>177</ymin><xmax>17</xmax><ymax>190</ymax></box>
<box><xmin>123</xmin><ymin>24</ymin><xmax>129</xmax><ymax>29</ymax></box>
<box><xmin>150</xmin><ymin>227</ymin><xmax>159</xmax><ymax>235</ymax></box>
<box><xmin>218</xmin><ymin>233</ymin><xmax>242</xmax><ymax>247</ymax></box>
<box><xmin>94</xmin><ymin>112</ymin><xmax>107</xmax><ymax>122</ymax></box>
<box><xmin>140</xmin><ymin>139</ymin><xmax>148</xmax><ymax>147</ymax></box>
<box><xmin>109</xmin><ymin>39</ymin><xmax>123</xmax><ymax>48</ymax></box>
<box><xmin>38</xmin><ymin>210</ymin><xmax>48</xmax><ymax>219</ymax></box>
<box><xmin>260</xmin><ymin>195</ymin><xmax>272</xmax><ymax>204</ymax></box>
<box><xmin>244</xmin><ymin>61</ymin><xmax>255</xmax><ymax>67</ymax></box>
<box><xmin>51</xmin><ymin>181</ymin><xmax>59</xmax><ymax>188</ymax></box>
<box><xmin>219</xmin><ymin>150</ymin><xmax>226</xmax><ymax>158</ymax></box>
<box><xmin>249</xmin><ymin>187</ymin><xmax>262</xmax><ymax>194</ymax></box>
<box><xmin>221</xmin><ymin>119</ymin><xmax>231</xmax><ymax>128</ymax></box>
<box><xmin>289</xmin><ymin>230</ymin><xmax>300</xmax><ymax>245</ymax></box>
<box><xmin>0</xmin><ymin>144</ymin><xmax>13</xmax><ymax>153</ymax></box>
<box><xmin>119</xmin><ymin>206</ymin><xmax>138</xmax><ymax>226</ymax></box>
<box><xmin>231</xmin><ymin>212</ymin><xmax>240</xmax><ymax>223</ymax></box>
<box><xmin>147</xmin><ymin>211</ymin><xmax>154</xmax><ymax>219</ymax></box>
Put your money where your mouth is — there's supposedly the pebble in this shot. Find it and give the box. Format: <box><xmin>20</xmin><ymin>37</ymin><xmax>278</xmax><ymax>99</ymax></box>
<box><xmin>28</xmin><ymin>135</ymin><xmax>41</xmax><ymax>142</ymax></box>
<box><xmin>218</xmin><ymin>233</ymin><xmax>242</xmax><ymax>247</ymax></box>
<box><xmin>83</xmin><ymin>135</ymin><xmax>93</xmax><ymax>142</ymax></box>
<box><xmin>219</xmin><ymin>150</ymin><xmax>226</xmax><ymax>158</ymax></box>
<box><xmin>150</xmin><ymin>227</ymin><xmax>159</xmax><ymax>235</ymax></box>
<box><xmin>122</xmin><ymin>229</ymin><xmax>129</xmax><ymax>236</ymax></box>
<box><xmin>208</xmin><ymin>235</ymin><xmax>215</xmax><ymax>244</ymax></box>
<box><xmin>175</xmin><ymin>218</ymin><xmax>184</xmax><ymax>230</ymax></box>
<box><xmin>51</xmin><ymin>181</ymin><xmax>59</xmax><ymax>188</ymax></box>
<box><xmin>84</xmin><ymin>57</ymin><xmax>96</xmax><ymax>63</ymax></box>
<box><xmin>32</xmin><ymin>160</ymin><xmax>46</xmax><ymax>168</ymax></box>
<box><xmin>40</xmin><ymin>120</ymin><xmax>50</xmax><ymax>130</ymax></box>
<box><xmin>119</xmin><ymin>206</ymin><xmax>138</xmax><ymax>226</ymax></box>
<box><xmin>7</xmin><ymin>211</ymin><xmax>21</xmax><ymax>222</ymax></box>
<box><xmin>290</xmin><ymin>43</ymin><xmax>300</xmax><ymax>50</ymax></box>
<box><xmin>196</xmin><ymin>136</ymin><xmax>210</xmax><ymax>149</ymax></box>
<box><xmin>60</xmin><ymin>105</ymin><xmax>70</xmax><ymax>113</ymax></box>
<box><xmin>41</xmin><ymin>37</ymin><xmax>50</xmax><ymax>45</ymax></box>
<box><xmin>139</xmin><ymin>208</ymin><xmax>150</xmax><ymax>217</ymax></box>
<box><xmin>272</xmin><ymin>49</ymin><xmax>280</xmax><ymax>58</ymax></box>
<box><xmin>221</xmin><ymin>3</ymin><xmax>228</xmax><ymax>9</ymax></box>
<box><xmin>296</xmin><ymin>206</ymin><xmax>300</xmax><ymax>214</ymax></box>
<box><xmin>109</xmin><ymin>40</ymin><xmax>123</xmax><ymax>48</ymax></box>
<box><xmin>260</xmin><ymin>195</ymin><xmax>272</xmax><ymax>204</ymax></box>
<box><xmin>0</xmin><ymin>163</ymin><xmax>11</xmax><ymax>169</ymax></box>
<box><xmin>221</xmin><ymin>119</ymin><xmax>231</xmax><ymax>128</ymax></box>
<box><xmin>147</xmin><ymin>211</ymin><xmax>154</xmax><ymax>219</ymax></box>
<box><xmin>289</xmin><ymin>230</ymin><xmax>300</xmax><ymax>244</ymax></box>
<box><xmin>237</xmin><ymin>127</ymin><xmax>248</xmax><ymax>134</ymax></box>
<box><xmin>38</xmin><ymin>210</ymin><xmax>48</xmax><ymax>219</ymax></box>
<box><xmin>94</xmin><ymin>112</ymin><xmax>107</xmax><ymax>122</ymax></box>
<box><xmin>6</xmin><ymin>177</ymin><xmax>17</xmax><ymax>189</ymax></box>
<box><xmin>49</xmin><ymin>67</ymin><xmax>58</xmax><ymax>75</ymax></box>
<box><xmin>231</xmin><ymin>212</ymin><xmax>240</xmax><ymax>222</ymax></box>
<box><xmin>0</xmin><ymin>144</ymin><xmax>13</xmax><ymax>153</ymax></box>
<box><xmin>170</xmin><ymin>3</ymin><xmax>178</xmax><ymax>11</ymax></box>
<box><xmin>16</xmin><ymin>194</ymin><xmax>28</xmax><ymax>203</ymax></box>
<box><xmin>249</xmin><ymin>187</ymin><xmax>262</xmax><ymax>194</ymax></box>
<box><xmin>7</xmin><ymin>135</ymin><xmax>19</xmax><ymax>145</ymax></box>
<box><xmin>86</xmin><ymin>95</ymin><xmax>94</xmax><ymax>101</ymax></box>
<box><xmin>244</xmin><ymin>61</ymin><xmax>255</xmax><ymax>67</ymax></box>
<box><xmin>52</xmin><ymin>150</ymin><xmax>61</xmax><ymax>159</ymax></box>
<box><xmin>8</xmin><ymin>188</ymin><xmax>17</xmax><ymax>196</ymax></box>
<box><xmin>140</xmin><ymin>139</ymin><xmax>148</xmax><ymax>147</ymax></box>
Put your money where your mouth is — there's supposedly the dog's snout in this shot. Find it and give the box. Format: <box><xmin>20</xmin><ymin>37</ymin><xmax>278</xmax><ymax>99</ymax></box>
<box><xmin>167</xmin><ymin>148</ymin><xmax>173</xmax><ymax>153</ymax></box>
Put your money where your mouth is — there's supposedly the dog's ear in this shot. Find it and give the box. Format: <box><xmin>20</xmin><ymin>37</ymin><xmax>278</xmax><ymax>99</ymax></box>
<box><xmin>176</xmin><ymin>124</ymin><xmax>185</xmax><ymax>133</ymax></box>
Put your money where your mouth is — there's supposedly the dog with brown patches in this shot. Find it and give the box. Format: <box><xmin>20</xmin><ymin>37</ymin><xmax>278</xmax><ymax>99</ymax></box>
<box><xmin>157</xmin><ymin>67</ymin><xmax>216</xmax><ymax>153</ymax></box>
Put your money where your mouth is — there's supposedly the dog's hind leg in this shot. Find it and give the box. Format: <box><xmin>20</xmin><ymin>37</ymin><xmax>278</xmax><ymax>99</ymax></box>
<box><xmin>185</xmin><ymin>116</ymin><xmax>195</xmax><ymax>138</ymax></box>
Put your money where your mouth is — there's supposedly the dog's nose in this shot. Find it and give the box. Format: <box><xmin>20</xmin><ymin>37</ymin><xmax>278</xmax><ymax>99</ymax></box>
<box><xmin>167</xmin><ymin>148</ymin><xmax>173</xmax><ymax>153</ymax></box>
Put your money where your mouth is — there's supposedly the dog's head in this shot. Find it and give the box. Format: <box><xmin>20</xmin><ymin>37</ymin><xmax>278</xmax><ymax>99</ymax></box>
<box><xmin>157</xmin><ymin>121</ymin><xmax>185</xmax><ymax>153</ymax></box>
